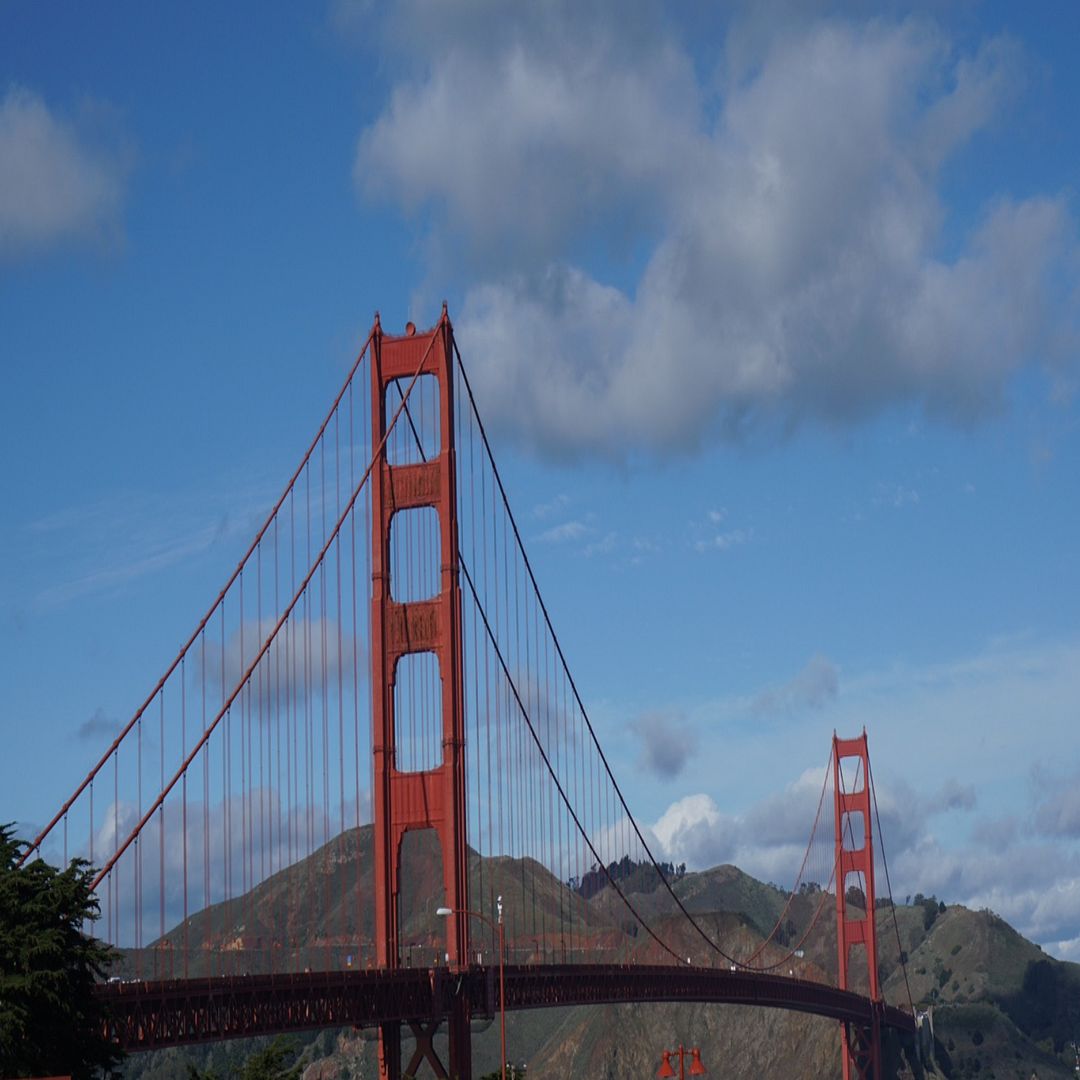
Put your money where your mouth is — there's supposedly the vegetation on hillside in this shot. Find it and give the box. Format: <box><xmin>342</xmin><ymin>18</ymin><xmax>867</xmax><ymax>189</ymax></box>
<box><xmin>114</xmin><ymin>826</ymin><xmax>1080</xmax><ymax>1079</ymax></box>
<box><xmin>186</xmin><ymin>1036</ymin><xmax>302</xmax><ymax>1080</ymax></box>
<box><xmin>568</xmin><ymin>855</ymin><xmax>686</xmax><ymax>900</ymax></box>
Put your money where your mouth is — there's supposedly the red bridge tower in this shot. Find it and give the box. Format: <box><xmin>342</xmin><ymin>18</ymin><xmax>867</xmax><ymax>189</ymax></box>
<box><xmin>370</xmin><ymin>308</ymin><xmax>471</xmax><ymax>1080</ymax></box>
<box><xmin>834</xmin><ymin>731</ymin><xmax>884</xmax><ymax>1079</ymax></box>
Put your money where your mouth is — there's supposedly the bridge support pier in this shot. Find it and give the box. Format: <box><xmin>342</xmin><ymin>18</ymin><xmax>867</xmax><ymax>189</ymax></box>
<box><xmin>379</xmin><ymin>1022</ymin><xmax>402</xmax><ymax>1079</ymax></box>
<box><xmin>403</xmin><ymin>1018</ymin><xmax>447</xmax><ymax>1079</ymax></box>
<box><xmin>448</xmin><ymin>996</ymin><xmax>474</xmax><ymax>1078</ymax></box>
<box><xmin>842</xmin><ymin>1016</ymin><xmax>882</xmax><ymax>1080</ymax></box>
<box><xmin>378</xmin><ymin>1003</ymin><xmax>472</xmax><ymax>1080</ymax></box>
<box><xmin>846</xmin><ymin>1010</ymin><xmax>881</xmax><ymax>1080</ymax></box>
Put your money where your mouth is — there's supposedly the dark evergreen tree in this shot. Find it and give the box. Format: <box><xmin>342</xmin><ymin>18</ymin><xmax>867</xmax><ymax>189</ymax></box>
<box><xmin>0</xmin><ymin>823</ymin><xmax>122</xmax><ymax>1079</ymax></box>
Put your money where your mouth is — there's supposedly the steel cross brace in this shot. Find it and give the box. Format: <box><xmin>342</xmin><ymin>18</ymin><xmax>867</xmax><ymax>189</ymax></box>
<box><xmin>405</xmin><ymin>1018</ymin><xmax>448</xmax><ymax>1079</ymax></box>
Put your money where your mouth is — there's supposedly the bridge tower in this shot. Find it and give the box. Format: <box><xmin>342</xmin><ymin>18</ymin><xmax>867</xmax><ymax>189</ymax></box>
<box><xmin>833</xmin><ymin>731</ymin><xmax>883</xmax><ymax>1080</ymax></box>
<box><xmin>370</xmin><ymin>307</ymin><xmax>471</xmax><ymax>1080</ymax></box>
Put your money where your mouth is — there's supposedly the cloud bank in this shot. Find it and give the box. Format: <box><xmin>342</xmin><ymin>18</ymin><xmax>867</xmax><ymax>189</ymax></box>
<box><xmin>648</xmin><ymin>765</ymin><xmax>1080</xmax><ymax>961</ymax></box>
<box><xmin>355</xmin><ymin>5</ymin><xmax>1079</xmax><ymax>458</ymax></box>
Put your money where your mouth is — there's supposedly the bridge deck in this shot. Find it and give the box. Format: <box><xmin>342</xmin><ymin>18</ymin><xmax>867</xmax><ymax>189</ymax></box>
<box><xmin>98</xmin><ymin>963</ymin><xmax>915</xmax><ymax>1050</ymax></box>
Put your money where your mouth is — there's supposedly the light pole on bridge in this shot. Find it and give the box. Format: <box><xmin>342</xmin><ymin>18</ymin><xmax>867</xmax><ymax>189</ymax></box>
<box><xmin>657</xmin><ymin>1045</ymin><xmax>707</xmax><ymax>1079</ymax></box>
<box><xmin>437</xmin><ymin>895</ymin><xmax>506</xmax><ymax>1080</ymax></box>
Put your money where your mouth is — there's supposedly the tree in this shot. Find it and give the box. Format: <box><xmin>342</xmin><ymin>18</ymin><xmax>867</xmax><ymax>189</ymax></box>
<box><xmin>0</xmin><ymin>823</ymin><xmax>122</xmax><ymax>1079</ymax></box>
<box><xmin>187</xmin><ymin>1037</ymin><xmax>303</xmax><ymax>1080</ymax></box>
<box><xmin>236</xmin><ymin>1037</ymin><xmax>303</xmax><ymax>1080</ymax></box>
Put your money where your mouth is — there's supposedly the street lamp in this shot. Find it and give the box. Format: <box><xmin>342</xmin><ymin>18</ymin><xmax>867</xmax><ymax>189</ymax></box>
<box><xmin>657</xmin><ymin>1045</ymin><xmax>706</xmax><ymax>1078</ymax></box>
<box><xmin>436</xmin><ymin>895</ymin><xmax>506</xmax><ymax>1080</ymax></box>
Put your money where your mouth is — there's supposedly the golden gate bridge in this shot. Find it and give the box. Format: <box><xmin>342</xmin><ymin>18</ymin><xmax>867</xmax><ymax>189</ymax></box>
<box><xmin>21</xmin><ymin>308</ymin><xmax>915</xmax><ymax>1079</ymax></box>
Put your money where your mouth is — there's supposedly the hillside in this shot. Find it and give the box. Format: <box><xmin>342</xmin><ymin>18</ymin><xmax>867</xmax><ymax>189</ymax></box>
<box><xmin>121</xmin><ymin>829</ymin><xmax>1080</xmax><ymax>1079</ymax></box>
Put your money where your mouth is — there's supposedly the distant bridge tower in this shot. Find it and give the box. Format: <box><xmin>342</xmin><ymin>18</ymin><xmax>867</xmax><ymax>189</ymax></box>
<box><xmin>833</xmin><ymin>731</ymin><xmax>883</xmax><ymax>1079</ymax></box>
<box><xmin>370</xmin><ymin>308</ymin><xmax>471</xmax><ymax>1080</ymax></box>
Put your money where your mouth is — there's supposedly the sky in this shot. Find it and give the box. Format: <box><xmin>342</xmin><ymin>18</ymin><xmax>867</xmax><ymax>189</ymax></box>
<box><xmin>2</xmin><ymin>1</ymin><xmax>1079</xmax><ymax>960</ymax></box>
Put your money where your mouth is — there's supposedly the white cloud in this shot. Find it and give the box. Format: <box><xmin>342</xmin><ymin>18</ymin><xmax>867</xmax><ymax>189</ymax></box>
<box><xmin>0</xmin><ymin>86</ymin><xmax>130</xmax><ymax>259</ymax></box>
<box><xmin>648</xmin><ymin>768</ymin><xmax>829</xmax><ymax>880</ymax></box>
<box><xmin>892</xmin><ymin>836</ymin><xmax>1080</xmax><ymax>951</ymax></box>
<box><xmin>356</xmin><ymin>11</ymin><xmax>1078</xmax><ymax>459</ymax></box>
<box><xmin>454</xmin><ymin>266</ymin><xmax>638</xmax><ymax>458</ymax></box>
<box><xmin>1053</xmin><ymin>933</ymin><xmax>1080</xmax><ymax>963</ymax></box>
<box><xmin>652</xmin><ymin>793</ymin><xmax>735</xmax><ymax>869</ymax></box>
<box><xmin>752</xmin><ymin>654</ymin><xmax>839</xmax><ymax>714</ymax></box>
<box><xmin>532</xmin><ymin>493</ymin><xmax>570</xmax><ymax>519</ymax></box>
<box><xmin>356</xmin><ymin>2</ymin><xmax>695</xmax><ymax>274</ymax></box>
<box><xmin>202</xmin><ymin>615</ymin><xmax>362</xmax><ymax>707</ymax></box>
<box><xmin>537</xmin><ymin>520</ymin><xmax>589</xmax><ymax>544</ymax></box>
<box><xmin>694</xmin><ymin>528</ymin><xmax>752</xmax><ymax>555</ymax></box>
<box><xmin>643</xmin><ymin>630</ymin><xmax>1080</xmax><ymax>957</ymax></box>
<box><xmin>648</xmin><ymin>765</ymin><xmax>1080</xmax><ymax>958</ymax></box>
<box><xmin>518</xmin><ymin>633</ymin><xmax>1076</xmax><ymax>957</ymax></box>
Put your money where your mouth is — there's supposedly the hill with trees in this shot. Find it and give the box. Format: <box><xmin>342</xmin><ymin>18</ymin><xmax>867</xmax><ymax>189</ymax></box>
<box><xmin>106</xmin><ymin>826</ymin><xmax>1080</xmax><ymax>1078</ymax></box>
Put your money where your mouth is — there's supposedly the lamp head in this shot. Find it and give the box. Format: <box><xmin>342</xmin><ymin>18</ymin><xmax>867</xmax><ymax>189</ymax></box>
<box><xmin>688</xmin><ymin>1047</ymin><xmax>707</xmax><ymax>1075</ymax></box>
<box><xmin>435</xmin><ymin>907</ymin><xmax>453</xmax><ymax>917</ymax></box>
<box><xmin>657</xmin><ymin>1051</ymin><xmax>676</xmax><ymax>1078</ymax></box>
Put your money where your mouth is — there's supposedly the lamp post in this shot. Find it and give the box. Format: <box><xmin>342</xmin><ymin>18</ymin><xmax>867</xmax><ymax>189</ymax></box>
<box><xmin>657</xmin><ymin>1045</ymin><xmax>706</xmax><ymax>1079</ymax></box>
<box><xmin>437</xmin><ymin>896</ymin><xmax>506</xmax><ymax>1080</ymax></box>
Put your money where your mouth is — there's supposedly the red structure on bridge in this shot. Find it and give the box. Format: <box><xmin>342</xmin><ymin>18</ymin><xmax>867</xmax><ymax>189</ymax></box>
<box><xmin>369</xmin><ymin>315</ymin><xmax>472</xmax><ymax>1076</ymax></box>
<box><xmin>834</xmin><ymin>732</ymin><xmax>885</xmax><ymax>1079</ymax></box>
<box><xmin>23</xmin><ymin>309</ymin><xmax>912</xmax><ymax>1078</ymax></box>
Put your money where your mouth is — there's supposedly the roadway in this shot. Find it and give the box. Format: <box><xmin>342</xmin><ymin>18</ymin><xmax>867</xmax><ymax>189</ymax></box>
<box><xmin>97</xmin><ymin>963</ymin><xmax>915</xmax><ymax>1050</ymax></box>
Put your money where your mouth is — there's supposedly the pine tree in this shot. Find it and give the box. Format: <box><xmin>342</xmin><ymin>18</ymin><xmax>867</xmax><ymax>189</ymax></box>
<box><xmin>0</xmin><ymin>823</ymin><xmax>123</xmax><ymax>1078</ymax></box>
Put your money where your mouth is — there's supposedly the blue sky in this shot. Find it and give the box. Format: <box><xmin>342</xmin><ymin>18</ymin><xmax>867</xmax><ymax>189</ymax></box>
<box><xmin>2</xmin><ymin>2</ymin><xmax>1079</xmax><ymax>958</ymax></box>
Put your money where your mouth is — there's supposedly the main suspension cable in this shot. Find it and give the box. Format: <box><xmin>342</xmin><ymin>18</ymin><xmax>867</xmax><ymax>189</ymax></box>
<box><xmin>391</xmin><ymin>378</ymin><xmax>689</xmax><ymax>964</ymax></box>
<box><xmin>868</xmin><ymin>754</ymin><xmax>915</xmax><ymax>1015</ymax></box>
<box><xmin>21</xmin><ymin>327</ymin><xmax>377</xmax><ymax>868</ymax></box>
<box><xmin>89</xmin><ymin>327</ymin><xmax>438</xmax><ymax>891</ymax></box>
<box><xmin>742</xmin><ymin>748</ymin><xmax>833</xmax><ymax>968</ymax></box>
<box><xmin>452</xmin><ymin>340</ymin><xmax>741</xmax><ymax>966</ymax></box>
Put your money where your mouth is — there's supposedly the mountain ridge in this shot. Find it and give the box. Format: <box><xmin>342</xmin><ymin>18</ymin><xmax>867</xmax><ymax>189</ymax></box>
<box><xmin>120</xmin><ymin>825</ymin><xmax>1080</xmax><ymax>1079</ymax></box>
